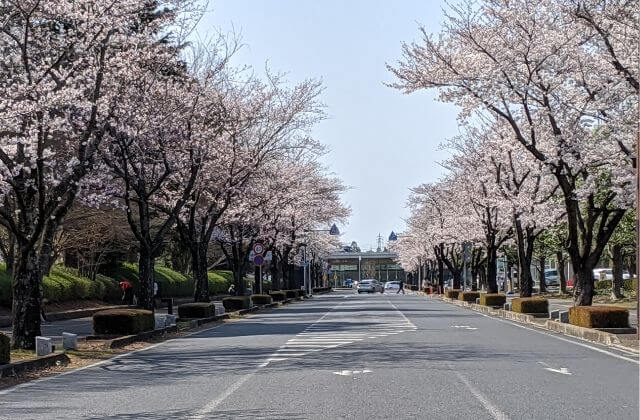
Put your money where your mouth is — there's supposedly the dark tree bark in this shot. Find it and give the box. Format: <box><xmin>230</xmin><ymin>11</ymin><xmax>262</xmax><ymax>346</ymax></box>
<box><xmin>11</xmin><ymin>246</ymin><xmax>42</xmax><ymax>350</ymax></box>
<box><xmin>611</xmin><ymin>244</ymin><xmax>624</xmax><ymax>299</ymax></box>
<box><xmin>538</xmin><ymin>255</ymin><xmax>547</xmax><ymax>294</ymax></box>
<box><xmin>436</xmin><ymin>244</ymin><xmax>445</xmax><ymax>293</ymax></box>
<box><xmin>514</xmin><ymin>218</ymin><xmax>536</xmax><ymax>297</ymax></box>
<box><xmin>556</xmin><ymin>251</ymin><xmax>567</xmax><ymax>295</ymax></box>
<box><xmin>436</xmin><ymin>243</ymin><xmax>462</xmax><ymax>289</ymax></box>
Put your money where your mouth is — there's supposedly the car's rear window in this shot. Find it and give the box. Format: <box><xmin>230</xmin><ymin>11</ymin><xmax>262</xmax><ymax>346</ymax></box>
<box><xmin>361</xmin><ymin>280</ymin><xmax>372</xmax><ymax>284</ymax></box>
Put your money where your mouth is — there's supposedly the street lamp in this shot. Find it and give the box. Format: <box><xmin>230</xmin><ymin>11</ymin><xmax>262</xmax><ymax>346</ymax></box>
<box><xmin>302</xmin><ymin>224</ymin><xmax>341</xmax><ymax>296</ymax></box>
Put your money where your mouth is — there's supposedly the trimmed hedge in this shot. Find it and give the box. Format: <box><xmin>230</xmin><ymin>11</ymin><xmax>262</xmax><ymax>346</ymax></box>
<box><xmin>107</xmin><ymin>263</ymin><xmax>233</xmax><ymax>299</ymax></box>
<box><xmin>251</xmin><ymin>294</ymin><xmax>273</xmax><ymax>305</ymax></box>
<box><xmin>222</xmin><ymin>296</ymin><xmax>250</xmax><ymax>311</ymax></box>
<box><xmin>479</xmin><ymin>293</ymin><xmax>506</xmax><ymax>307</ymax></box>
<box><xmin>569</xmin><ymin>306</ymin><xmax>630</xmax><ymax>328</ymax></box>
<box><xmin>0</xmin><ymin>333</ymin><xmax>9</xmax><ymax>364</ymax></box>
<box><xmin>312</xmin><ymin>287</ymin><xmax>331</xmax><ymax>293</ymax></box>
<box><xmin>512</xmin><ymin>297</ymin><xmax>548</xmax><ymax>314</ymax></box>
<box><xmin>269</xmin><ymin>291</ymin><xmax>286</xmax><ymax>302</ymax></box>
<box><xmin>178</xmin><ymin>302</ymin><xmax>215</xmax><ymax>319</ymax></box>
<box><xmin>0</xmin><ymin>264</ymin><xmax>120</xmax><ymax>307</ymax></box>
<box><xmin>458</xmin><ymin>291</ymin><xmax>480</xmax><ymax>303</ymax></box>
<box><xmin>445</xmin><ymin>289</ymin><xmax>460</xmax><ymax>299</ymax></box>
<box><xmin>93</xmin><ymin>309</ymin><xmax>154</xmax><ymax>335</ymax></box>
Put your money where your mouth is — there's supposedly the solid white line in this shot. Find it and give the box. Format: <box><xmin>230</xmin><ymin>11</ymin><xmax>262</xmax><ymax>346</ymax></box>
<box><xmin>451</xmin><ymin>364</ymin><xmax>510</xmax><ymax>420</ymax></box>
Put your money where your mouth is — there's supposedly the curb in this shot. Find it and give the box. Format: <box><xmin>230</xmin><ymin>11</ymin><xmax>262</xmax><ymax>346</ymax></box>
<box><xmin>106</xmin><ymin>325</ymin><xmax>179</xmax><ymax>349</ymax></box>
<box><xmin>435</xmin><ymin>295</ymin><xmax>639</xmax><ymax>352</ymax></box>
<box><xmin>0</xmin><ymin>305</ymin><xmax>137</xmax><ymax>328</ymax></box>
<box><xmin>0</xmin><ymin>352</ymin><xmax>70</xmax><ymax>378</ymax></box>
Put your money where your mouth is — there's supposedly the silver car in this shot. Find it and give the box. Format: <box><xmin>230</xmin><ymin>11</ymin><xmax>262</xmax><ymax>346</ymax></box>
<box><xmin>357</xmin><ymin>279</ymin><xmax>384</xmax><ymax>294</ymax></box>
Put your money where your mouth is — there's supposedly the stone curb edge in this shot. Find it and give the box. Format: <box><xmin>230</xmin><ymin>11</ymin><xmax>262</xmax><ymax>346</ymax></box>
<box><xmin>0</xmin><ymin>352</ymin><xmax>70</xmax><ymax>378</ymax></box>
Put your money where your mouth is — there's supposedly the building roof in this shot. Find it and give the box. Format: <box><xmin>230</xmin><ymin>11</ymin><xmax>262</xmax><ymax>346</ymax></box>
<box><xmin>325</xmin><ymin>251</ymin><xmax>398</xmax><ymax>260</ymax></box>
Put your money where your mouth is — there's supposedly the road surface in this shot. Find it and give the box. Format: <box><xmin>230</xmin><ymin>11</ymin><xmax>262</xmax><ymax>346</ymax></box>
<box><xmin>0</xmin><ymin>291</ymin><xmax>638</xmax><ymax>419</ymax></box>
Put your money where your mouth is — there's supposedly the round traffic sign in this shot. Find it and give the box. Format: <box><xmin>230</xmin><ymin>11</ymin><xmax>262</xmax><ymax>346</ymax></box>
<box><xmin>253</xmin><ymin>243</ymin><xmax>264</xmax><ymax>255</ymax></box>
<box><xmin>253</xmin><ymin>254</ymin><xmax>265</xmax><ymax>266</ymax></box>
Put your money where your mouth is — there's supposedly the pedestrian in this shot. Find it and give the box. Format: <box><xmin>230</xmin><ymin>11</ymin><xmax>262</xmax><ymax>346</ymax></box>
<box><xmin>228</xmin><ymin>284</ymin><xmax>236</xmax><ymax>296</ymax></box>
<box><xmin>119</xmin><ymin>279</ymin><xmax>134</xmax><ymax>304</ymax></box>
<box><xmin>397</xmin><ymin>280</ymin><xmax>405</xmax><ymax>294</ymax></box>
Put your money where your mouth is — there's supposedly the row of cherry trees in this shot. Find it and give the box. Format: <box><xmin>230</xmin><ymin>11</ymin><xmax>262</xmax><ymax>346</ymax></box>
<box><xmin>0</xmin><ymin>1</ymin><xmax>348</xmax><ymax>349</ymax></box>
<box><xmin>388</xmin><ymin>0</ymin><xmax>637</xmax><ymax>305</ymax></box>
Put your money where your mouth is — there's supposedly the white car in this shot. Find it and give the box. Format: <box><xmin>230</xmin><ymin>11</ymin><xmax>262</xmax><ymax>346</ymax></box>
<box><xmin>357</xmin><ymin>279</ymin><xmax>384</xmax><ymax>294</ymax></box>
<box><xmin>593</xmin><ymin>268</ymin><xmax>630</xmax><ymax>281</ymax></box>
<box><xmin>384</xmin><ymin>281</ymin><xmax>400</xmax><ymax>291</ymax></box>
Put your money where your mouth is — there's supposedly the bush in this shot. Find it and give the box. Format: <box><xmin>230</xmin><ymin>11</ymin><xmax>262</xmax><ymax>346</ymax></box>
<box><xmin>623</xmin><ymin>278</ymin><xmax>638</xmax><ymax>297</ymax></box>
<box><xmin>594</xmin><ymin>280</ymin><xmax>610</xmax><ymax>290</ymax></box>
<box><xmin>251</xmin><ymin>294</ymin><xmax>273</xmax><ymax>305</ymax></box>
<box><xmin>569</xmin><ymin>306</ymin><xmax>629</xmax><ymax>328</ymax></box>
<box><xmin>269</xmin><ymin>291</ymin><xmax>286</xmax><ymax>302</ymax></box>
<box><xmin>222</xmin><ymin>297</ymin><xmax>250</xmax><ymax>311</ymax></box>
<box><xmin>479</xmin><ymin>293</ymin><xmax>506</xmax><ymax>307</ymax></box>
<box><xmin>93</xmin><ymin>309</ymin><xmax>154</xmax><ymax>335</ymax></box>
<box><xmin>178</xmin><ymin>302</ymin><xmax>215</xmax><ymax>319</ymax></box>
<box><xmin>284</xmin><ymin>290</ymin><xmax>298</xmax><ymax>299</ymax></box>
<box><xmin>512</xmin><ymin>297</ymin><xmax>548</xmax><ymax>314</ymax></box>
<box><xmin>0</xmin><ymin>333</ymin><xmax>9</xmax><ymax>364</ymax></box>
<box><xmin>207</xmin><ymin>271</ymin><xmax>233</xmax><ymax>295</ymax></box>
<box><xmin>458</xmin><ymin>291</ymin><xmax>480</xmax><ymax>302</ymax></box>
<box><xmin>445</xmin><ymin>289</ymin><xmax>460</xmax><ymax>299</ymax></box>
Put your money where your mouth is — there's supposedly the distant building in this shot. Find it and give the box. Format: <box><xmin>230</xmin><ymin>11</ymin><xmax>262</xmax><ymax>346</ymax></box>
<box><xmin>324</xmin><ymin>250</ymin><xmax>406</xmax><ymax>286</ymax></box>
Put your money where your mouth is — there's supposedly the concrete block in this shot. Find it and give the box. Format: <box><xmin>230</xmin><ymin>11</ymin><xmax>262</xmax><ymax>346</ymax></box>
<box><xmin>549</xmin><ymin>310</ymin><xmax>560</xmax><ymax>320</ymax></box>
<box><xmin>503</xmin><ymin>303</ymin><xmax>511</xmax><ymax>311</ymax></box>
<box><xmin>36</xmin><ymin>336</ymin><xmax>52</xmax><ymax>357</ymax></box>
<box><xmin>559</xmin><ymin>311</ymin><xmax>569</xmax><ymax>323</ymax></box>
<box><xmin>214</xmin><ymin>303</ymin><xmax>225</xmax><ymax>316</ymax></box>
<box><xmin>154</xmin><ymin>314</ymin><xmax>167</xmax><ymax>330</ymax></box>
<box><xmin>475</xmin><ymin>298</ymin><xmax>480</xmax><ymax>304</ymax></box>
<box><xmin>62</xmin><ymin>332</ymin><xmax>77</xmax><ymax>350</ymax></box>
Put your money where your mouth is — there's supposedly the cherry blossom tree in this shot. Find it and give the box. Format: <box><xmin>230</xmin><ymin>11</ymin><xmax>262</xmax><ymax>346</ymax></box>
<box><xmin>0</xmin><ymin>0</ymin><xmax>193</xmax><ymax>348</ymax></box>
<box><xmin>389</xmin><ymin>0</ymin><xmax>637</xmax><ymax>304</ymax></box>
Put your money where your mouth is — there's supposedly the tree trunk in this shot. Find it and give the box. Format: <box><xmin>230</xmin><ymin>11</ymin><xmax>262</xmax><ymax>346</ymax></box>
<box><xmin>514</xmin><ymin>220</ymin><xmax>535</xmax><ymax>297</ymax></box>
<box><xmin>611</xmin><ymin>244</ymin><xmax>624</xmax><ymax>299</ymax></box>
<box><xmin>556</xmin><ymin>251</ymin><xmax>567</xmax><ymax>294</ymax></box>
<box><xmin>270</xmin><ymin>251</ymin><xmax>281</xmax><ymax>290</ymax></box>
<box><xmin>137</xmin><ymin>247</ymin><xmax>155</xmax><ymax>310</ymax></box>
<box><xmin>11</xmin><ymin>246</ymin><xmax>42</xmax><ymax>350</ymax></box>
<box><xmin>192</xmin><ymin>243</ymin><xmax>210</xmax><ymax>302</ymax></box>
<box><xmin>437</xmin><ymin>253</ymin><xmax>444</xmax><ymax>293</ymax></box>
<box><xmin>574</xmin><ymin>266</ymin><xmax>595</xmax><ymax>305</ymax></box>
<box><xmin>538</xmin><ymin>255</ymin><xmax>547</xmax><ymax>293</ymax></box>
<box><xmin>486</xmin><ymin>245</ymin><xmax>498</xmax><ymax>293</ymax></box>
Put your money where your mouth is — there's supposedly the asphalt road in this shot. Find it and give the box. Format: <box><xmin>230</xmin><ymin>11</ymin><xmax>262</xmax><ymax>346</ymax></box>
<box><xmin>1</xmin><ymin>291</ymin><xmax>638</xmax><ymax>419</ymax></box>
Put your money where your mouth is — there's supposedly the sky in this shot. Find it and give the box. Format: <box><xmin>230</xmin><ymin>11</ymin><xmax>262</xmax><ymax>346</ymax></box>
<box><xmin>196</xmin><ymin>0</ymin><xmax>459</xmax><ymax>251</ymax></box>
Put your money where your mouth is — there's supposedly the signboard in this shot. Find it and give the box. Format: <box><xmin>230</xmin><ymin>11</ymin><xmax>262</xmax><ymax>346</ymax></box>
<box><xmin>264</xmin><ymin>251</ymin><xmax>272</xmax><ymax>261</ymax></box>
<box><xmin>253</xmin><ymin>254</ymin><xmax>265</xmax><ymax>266</ymax></box>
<box><xmin>253</xmin><ymin>243</ymin><xmax>264</xmax><ymax>255</ymax></box>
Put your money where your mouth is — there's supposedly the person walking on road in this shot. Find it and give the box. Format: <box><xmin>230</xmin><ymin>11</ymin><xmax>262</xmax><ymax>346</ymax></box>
<box><xmin>397</xmin><ymin>280</ymin><xmax>405</xmax><ymax>294</ymax></box>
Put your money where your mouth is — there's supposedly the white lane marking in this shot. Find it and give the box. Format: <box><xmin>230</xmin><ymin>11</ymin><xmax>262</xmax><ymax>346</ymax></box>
<box><xmin>538</xmin><ymin>362</ymin><xmax>572</xmax><ymax>375</ymax></box>
<box><xmin>478</xmin><ymin>313</ymin><xmax>640</xmax><ymax>364</ymax></box>
<box><xmin>450</xmin><ymin>364</ymin><xmax>510</xmax><ymax>420</ymax></box>
<box><xmin>332</xmin><ymin>369</ymin><xmax>372</xmax><ymax>376</ymax></box>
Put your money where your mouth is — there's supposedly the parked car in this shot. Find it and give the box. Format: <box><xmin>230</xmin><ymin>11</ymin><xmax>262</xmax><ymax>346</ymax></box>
<box><xmin>357</xmin><ymin>279</ymin><xmax>384</xmax><ymax>294</ymax></box>
<box><xmin>543</xmin><ymin>269</ymin><xmax>560</xmax><ymax>287</ymax></box>
<box><xmin>343</xmin><ymin>279</ymin><xmax>353</xmax><ymax>288</ymax></box>
<box><xmin>384</xmin><ymin>281</ymin><xmax>400</xmax><ymax>292</ymax></box>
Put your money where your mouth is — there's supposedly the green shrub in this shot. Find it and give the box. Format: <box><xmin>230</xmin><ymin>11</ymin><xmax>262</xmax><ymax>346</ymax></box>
<box><xmin>569</xmin><ymin>306</ymin><xmax>629</xmax><ymax>328</ymax></box>
<box><xmin>0</xmin><ymin>264</ymin><xmax>11</xmax><ymax>307</ymax></box>
<box><xmin>222</xmin><ymin>297</ymin><xmax>249</xmax><ymax>311</ymax></box>
<box><xmin>207</xmin><ymin>271</ymin><xmax>233</xmax><ymax>295</ymax></box>
<box><xmin>251</xmin><ymin>294</ymin><xmax>273</xmax><ymax>305</ymax></box>
<box><xmin>0</xmin><ymin>333</ymin><xmax>9</xmax><ymax>364</ymax></box>
<box><xmin>458</xmin><ymin>291</ymin><xmax>480</xmax><ymax>302</ymax></box>
<box><xmin>512</xmin><ymin>297</ymin><xmax>548</xmax><ymax>314</ymax></box>
<box><xmin>93</xmin><ymin>309</ymin><xmax>154</xmax><ymax>335</ymax></box>
<box><xmin>445</xmin><ymin>289</ymin><xmax>460</xmax><ymax>299</ymax></box>
<box><xmin>594</xmin><ymin>280</ymin><xmax>610</xmax><ymax>290</ymax></box>
<box><xmin>269</xmin><ymin>291</ymin><xmax>286</xmax><ymax>302</ymax></box>
<box><xmin>178</xmin><ymin>302</ymin><xmax>215</xmax><ymax>319</ymax></box>
<box><xmin>284</xmin><ymin>290</ymin><xmax>298</xmax><ymax>299</ymax></box>
<box><xmin>479</xmin><ymin>294</ymin><xmax>506</xmax><ymax>307</ymax></box>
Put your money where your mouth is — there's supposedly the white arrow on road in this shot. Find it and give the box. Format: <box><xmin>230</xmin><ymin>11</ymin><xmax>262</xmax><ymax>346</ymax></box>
<box><xmin>333</xmin><ymin>369</ymin><xmax>372</xmax><ymax>376</ymax></box>
<box><xmin>538</xmin><ymin>362</ymin><xmax>572</xmax><ymax>375</ymax></box>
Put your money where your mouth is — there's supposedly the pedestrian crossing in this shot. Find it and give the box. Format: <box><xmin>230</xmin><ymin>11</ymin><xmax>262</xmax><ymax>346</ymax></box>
<box><xmin>267</xmin><ymin>300</ymin><xmax>417</xmax><ymax>363</ymax></box>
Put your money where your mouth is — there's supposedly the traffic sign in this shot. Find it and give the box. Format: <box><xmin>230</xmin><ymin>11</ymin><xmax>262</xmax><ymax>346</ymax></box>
<box><xmin>253</xmin><ymin>254</ymin><xmax>265</xmax><ymax>266</ymax></box>
<box><xmin>253</xmin><ymin>243</ymin><xmax>264</xmax><ymax>255</ymax></box>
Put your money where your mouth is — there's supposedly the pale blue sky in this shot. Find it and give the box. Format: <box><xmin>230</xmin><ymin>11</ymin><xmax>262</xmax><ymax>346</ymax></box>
<box><xmin>197</xmin><ymin>0</ymin><xmax>459</xmax><ymax>250</ymax></box>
